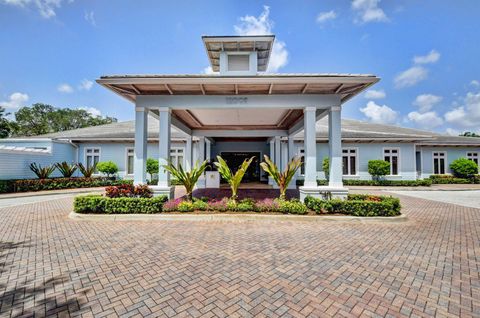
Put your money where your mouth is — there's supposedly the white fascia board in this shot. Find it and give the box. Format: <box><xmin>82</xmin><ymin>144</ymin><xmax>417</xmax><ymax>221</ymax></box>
<box><xmin>0</xmin><ymin>138</ymin><xmax>52</xmax><ymax>142</ymax></box>
<box><xmin>97</xmin><ymin>76</ymin><xmax>378</xmax><ymax>86</ymax></box>
<box><xmin>137</xmin><ymin>94</ymin><xmax>341</xmax><ymax>110</ymax></box>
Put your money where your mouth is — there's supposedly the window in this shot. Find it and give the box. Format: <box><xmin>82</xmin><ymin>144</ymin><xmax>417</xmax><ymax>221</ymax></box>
<box><xmin>228</xmin><ymin>54</ymin><xmax>249</xmax><ymax>71</ymax></box>
<box><xmin>342</xmin><ymin>148</ymin><xmax>357</xmax><ymax>175</ymax></box>
<box><xmin>170</xmin><ymin>147</ymin><xmax>184</xmax><ymax>169</ymax></box>
<box><xmin>467</xmin><ymin>152</ymin><xmax>479</xmax><ymax>165</ymax></box>
<box><xmin>433</xmin><ymin>151</ymin><xmax>446</xmax><ymax>174</ymax></box>
<box><xmin>298</xmin><ymin>148</ymin><xmax>305</xmax><ymax>175</ymax></box>
<box><xmin>85</xmin><ymin>148</ymin><xmax>100</xmax><ymax>171</ymax></box>
<box><xmin>126</xmin><ymin>148</ymin><xmax>134</xmax><ymax>175</ymax></box>
<box><xmin>384</xmin><ymin>148</ymin><xmax>399</xmax><ymax>175</ymax></box>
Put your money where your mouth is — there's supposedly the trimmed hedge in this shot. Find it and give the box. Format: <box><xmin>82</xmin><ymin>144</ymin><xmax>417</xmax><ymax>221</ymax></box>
<box><xmin>12</xmin><ymin>177</ymin><xmax>133</xmax><ymax>193</ymax></box>
<box><xmin>305</xmin><ymin>194</ymin><xmax>401</xmax><ymax>217</ymax></box>
<box><xmin>429</xmin><ymin>174</ymin><xmax>480</xmax><ymax>184</ymax></box>
<box><xmin>74</xmin><ymin>195</ymin><xmax>168</xmax><ymax>214</ymax></box>
<box><xmin>297</xmin><ymin>179</ymin><xmax>432</xmax><ymax>187</ymax></box>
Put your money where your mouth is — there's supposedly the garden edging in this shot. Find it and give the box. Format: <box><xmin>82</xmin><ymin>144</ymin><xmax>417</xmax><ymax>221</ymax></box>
<box><xmin>68</xmin><ymin>211</ymin><xmax>408</xmax><ymax>223</ymax></box>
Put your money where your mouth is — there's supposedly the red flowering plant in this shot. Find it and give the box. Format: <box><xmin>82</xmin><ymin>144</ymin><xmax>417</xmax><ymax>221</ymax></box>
<box><xmin>105</xmin><ymin>184</ymin><xmax>152</xmax><ymax>198</ymax></box>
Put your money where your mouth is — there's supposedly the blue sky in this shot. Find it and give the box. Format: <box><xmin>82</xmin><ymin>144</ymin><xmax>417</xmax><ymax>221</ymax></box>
<box><xmin>1</xmin><ymin>0</ymin><xmax>479</xmax><ymax>135</ymax></box>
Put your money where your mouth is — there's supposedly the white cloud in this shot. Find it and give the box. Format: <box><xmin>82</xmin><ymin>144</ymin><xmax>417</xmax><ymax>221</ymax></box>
<box><xmin>471</xmin><ymin>80</ymin><xmax>480</xmax><ymax>87</ymax></box>
<box><xmin>234</xmin><ymin>6</ymin><xmax>288</xmax><ymax>72</ymax></box>
<box><xmin>444</xmin><ymin>91</ymin><xmax>480</xmax><ymax>127</ymax></box>
<box><xmin>360</xmin><ymin>101</ymin><xmax>398</xmax><ymax>124</ymax></box>
<box><xmin>0</xmin><ymin>92</ymin><xmax>29</xmax><ymax>109</ymax></box>
<box><xmin>316</xmin><ymin>10</ymin><xmax>337</xmax><ymax>24</ymax></box>
<box><xmin>203</xmin><ymin>66</ymin><xmax>215</xmax><ymax>74</ymax></box>
<box><xmin>1</xmin><ymin>0</ymin><xmax>69</xmax><ymax>19</ymax></box>
<box><xmin>84</xmin><ymin>10</ymin><xmax>96</xmax><ymax>26</ymax></box>
<box><xmin>78</xmin><ymin>79</ymin><xmax>93</xmax><ymax>91</ymax></box>
<box><xmin>351</xmin><ymin>0</ymin><xmax>388</xmax><ymax>24</ymax></box>
<box><xmin>407</xmin><ymin>111</ymin><xmax>443</xmax><ymax>128</ymax></box>
<box><xmin>364</xmin><ymin>89</ymin><xmax>386</xmax><ymax>99</ymax></box>
<box><xmin>413</xmin><ymin>50</ymin><xmax>440</xmax><ymax>65</ymax></box>
<box><xmin>57</xmin><ymin>83</ymin><xmax>74</xmax><ymax>93</ymax></box>
<box><xmin>394</xmin><ymin>66</ymin><xmax>428</xmax><ymax>88</ymax></box>
<box><xmin>445</xmin><ymin>128</ymin><xmax>460</xmax><ymax>136</ymax></box>
<box><xmin>413</xmin><ymin>94</ymin><xmax>442</xmax><ymax>112</ymax></box>
<box><xmin>79</xmin><ymin>107</ymin><xmax>101</xmax><ymax>117</ymax></box>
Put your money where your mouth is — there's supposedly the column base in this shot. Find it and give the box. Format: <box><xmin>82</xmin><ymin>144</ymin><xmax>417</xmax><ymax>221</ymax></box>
<box><xmin>150</xmin><ymin>185</ymin><xmax>175</xmax><ymax>199</ymax></box>
<box><xmin>299</xmin><ymin>186</ymin><xmax>348</xmax><ymax>202</ymax></box>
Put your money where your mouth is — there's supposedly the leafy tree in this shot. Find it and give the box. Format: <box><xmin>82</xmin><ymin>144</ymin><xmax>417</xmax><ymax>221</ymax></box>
<box><xmin>13</xmin><ymin>103</ymin><xmax>117</xmax><ymax>136</ymax></box>
<box><xmin>146</xmin><ymin>158</ymin><xmax>159</xmax><ymax>180</ymax></box>
<box><xmin>461</xmin><ymin>132</ymin><xmax>480</xmax><ymax>137</ymax></box>
<box><xmin>96</xmin><ymin>161</ymin><xmax>119</xmax><ymax>178</ymax></box>
<box><xmin>260</xmin><ymin>155</ymin><xmax>302</xmax><ymax>200</ymax></box>
<box><xmin>162</xmin><ymin>160</ymin><xmax>208</xmax><ymax>201</ymax></box>
<box><xmin>322</xmin><ymin>157</ymin><xmax>329</xmax><ymax>180</ymax></box>
<box><xmin>0</xmin><ymin>106</ymin><xmax>13</xmax><ymax>138</ymax></box>
<box><xmin>450</xmin><ymin>158</ymin><xmax>478</xmax><ymax>178</ymax></box>
<box><xmin>368</xmin><ymin>160</ymin><xmax>390</xmax><ymax>181</ymax></box>
<box><xmin>214</xmin><ymin>156</ymin><xmax>254</xmax><ymax>203</ymax></box>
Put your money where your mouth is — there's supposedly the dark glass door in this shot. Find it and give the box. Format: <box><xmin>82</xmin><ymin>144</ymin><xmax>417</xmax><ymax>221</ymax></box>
<box><xmin>220</xmin><ymin>152</ymin><xmax>261</xmax><ymax>182</ymax></box>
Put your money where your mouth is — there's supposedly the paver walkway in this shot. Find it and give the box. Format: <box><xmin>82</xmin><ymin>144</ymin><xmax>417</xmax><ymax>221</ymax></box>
<box><xmin>0</xmin><ymin>193</ymin><xmax>479</xmax><ymax>317</ymax></box>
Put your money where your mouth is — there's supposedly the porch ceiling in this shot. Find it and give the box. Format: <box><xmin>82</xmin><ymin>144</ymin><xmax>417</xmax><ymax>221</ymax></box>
<box><xmin>167</xmin><ymin>108</ymin><xmax>303</xmax><ymax>131</ymax></box>
<box><xmin>96</xmin><ymin>74</ymin><xmax>379</xmax><ymax>104</ymax></box>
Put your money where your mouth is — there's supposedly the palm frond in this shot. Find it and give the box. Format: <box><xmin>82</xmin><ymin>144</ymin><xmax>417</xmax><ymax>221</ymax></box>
<box><xmin>29</xmin><ymin>163</ymin><xmax>56</xmax><ymax>179</ymax></box>
<box><xmin>55</xmin><ymin>161</ymin><xmax>77</xmax><ymax>177</ymax></box>
<box><xmin>260</xmin><ymin>155</ymin><xmax>302</xmax><ymax>200</ymax></box>
<box><xmin>162</xmin><ymin>159</ymin><xmax>208</xmax><ymax>201</ymax></box>
<box><xmin>214</xmin><ymin>155</ymin><xmax>254</xmax><ymax>202</ymax></box>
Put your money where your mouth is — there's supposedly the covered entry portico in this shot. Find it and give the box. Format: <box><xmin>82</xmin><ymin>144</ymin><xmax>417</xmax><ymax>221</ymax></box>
<box><xmin>97</xmin><ymin>35</ymin><xmax>378</xmax><ymax>200</ymax></box>
<box><xmin>98</xmin><ymin>74</ymin><xmax>377</xmax><ymax>200</ymax></box>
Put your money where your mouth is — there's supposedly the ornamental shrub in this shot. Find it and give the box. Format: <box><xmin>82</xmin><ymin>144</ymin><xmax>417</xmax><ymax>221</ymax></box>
<box><xmin>96</xmin><ymin>161</ymin><xmax>119</xmax><ymax>178</ymax></box>
<box><xmin>368</xmin><ymin>160</ymin><xmax>390</xmax><ymax>181</ymax></box>
<box><xmin>13</xmin><ymin>177</ymin><xmax>132</xmax><ymax>193</ymax></box>
<box><xmin>177</xmin><ymin>201</ymin><xmax>194</xmax><ymax>212</ymax></box>
<box><xmin>429</xmin><ymin>174</ymin><xmax>479</xmax><ymax>184</ymax></box>
<box><xmin>105</xmin><ymin>184</ymin><xmax>153</xmax><ymax>198</ymax></box>
<box><xmin>449</xmin><ymin>158</ymin><xmax>479</xmax><ymax>178</ymax></box>
<box><xmin>304</xmin><ymin>194</ymin><xmax>401</xmax><ymax>217</ymax></box>
<box><xmin>254</xmin><ymin>198</ymin><xmax>279</xmax><ymax>212</ymax></box>
<box><xmin>192</xmin><ymin>199</ymin><xmax>208</xmax><ymax>211</ymax></box>
<box><xmin>73</xmin><ymin>195</ymin><xmax>167</xmax><ymax>214</ymax></box>
<box><xmin>278</xmin><ymin>199</ymin><xmax>308</xmax><ymax>215</ymax></box>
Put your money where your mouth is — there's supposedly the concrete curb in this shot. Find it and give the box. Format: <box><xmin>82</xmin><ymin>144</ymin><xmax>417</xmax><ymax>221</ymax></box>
<box><xmin>69</xmin><ymin>211</ymin><xmax>408</xmax><ymax>223</ymax></box>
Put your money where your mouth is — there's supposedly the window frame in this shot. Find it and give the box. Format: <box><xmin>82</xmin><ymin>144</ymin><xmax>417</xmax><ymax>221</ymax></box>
<box><xmin>342</xmin><ymin>147</ymin><xmax>359</xmax><ymax>176</ymax></box>
<box><xmin>466</xmin><ymin>151</ymin><xmax>479</xmax><ymax>166</ymax></box>
<box><xmin>125</xmin><ymin>147</ymin><xmax>135</xmax><ymax>176</ymax></box>
<box><xmin>84</xmin><ymin>147</ymin><xmax>101</xmax><ymax>174</ymax></box>
<box><xmin>432</xmin><ymin>151</ymin><xmax>447</xmax><ymax>175</ymax></box>
<box><xmin>170</xmin><ymin>146</ymin><xmax>186</xmax><ymax>169</ymax></box>
<box><xmin>383</xmin><ymin>147</ymin><xmax>401</xmax><ymax>176</ymax></box>
<box><xmin>297</xmin><ymin>147</ymin><xmax>305</xmax><ymax>176</ymax></box>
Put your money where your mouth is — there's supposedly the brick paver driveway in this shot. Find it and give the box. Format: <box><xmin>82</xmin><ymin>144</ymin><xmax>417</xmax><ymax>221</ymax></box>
<box><xmin>0</xmin><ymin>193</ymin><xmax>479</xmax><ymax>317</ymax></box>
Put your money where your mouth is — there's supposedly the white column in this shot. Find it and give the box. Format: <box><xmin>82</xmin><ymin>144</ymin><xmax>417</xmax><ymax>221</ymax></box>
<box><xmin>288</xmin><ymin>136</ymin><xmax>297</xmax><ymax>188</ymax></box>
<box><xmin>158</xmin><ymin>108</ymin><xmax>171</xmax><ymax>188</ymax></box>
<box><xmin>205</xmin><ymin>139</ymin><xmax>211</xmax><ymax>161</ymax></box>
<box><xmin>268</xmin><ymin>139</ymin><xmax>275</xmax><ymax>185</ymax></box>
<box><xmin>197</xmin><ymin>136</ymin><xmax>206</xmax><ymax>188</ymax></box>
<box><xmin>328</xmin><ymin>106</ymin><xmax>343</xmax><ymax>188</ymax></box>
<box><xmin>303</xmin><ymin>107</ymin><xmax>317</xmax><ymax>188</ymax></box>
<box><xmin>185</xmin><ymin>135</ymin><xmax>192</xmax><ymax>171</ymax></box>
<box><xmin>134</xmin><ymin>107</ymin><xmax>148</xmax><ymax>185</ymax></box>
<box><xmin>281</xmin><ymin>142</ymin><xmax>288</xmax><ymax>171</ymax></box>
<box><xmin>274</xmin><ymin>136</ymin><xmax>281</xmax><ymax>169</ymax></box>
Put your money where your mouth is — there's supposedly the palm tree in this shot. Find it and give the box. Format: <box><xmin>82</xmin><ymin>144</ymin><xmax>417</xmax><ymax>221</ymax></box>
<box><xmin>260</xmin><ymin>155</ymin><xmax>302</xmax><ymax>200</ymax></box>
<box><xmin>162</xmin><ymin>160</ymin><xmax>208</xmax><ymax>201</ymax></box>
<box><xmin>214</xmin><ymin>155</ymin><xmax>254</xmax><ymax>203</ymax></box>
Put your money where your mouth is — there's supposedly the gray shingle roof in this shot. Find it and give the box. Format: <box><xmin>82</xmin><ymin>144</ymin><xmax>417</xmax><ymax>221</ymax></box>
<box><xmin>14</xmin><ymin>116</ymin><xmax>480</xmax><ymax>146</ymax></box>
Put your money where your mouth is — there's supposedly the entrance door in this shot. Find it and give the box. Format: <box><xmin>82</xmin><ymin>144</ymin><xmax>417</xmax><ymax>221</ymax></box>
<box><xmin>220</xmin><ymin>152</ymin><xmax>261</xmax><ymax>182</ymax></box>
